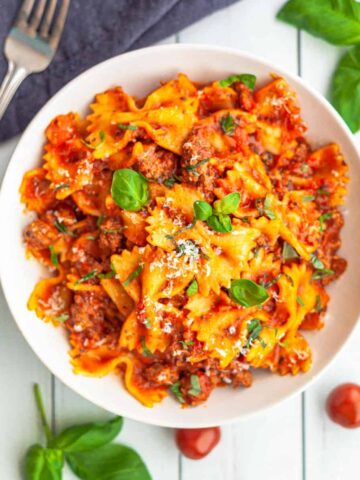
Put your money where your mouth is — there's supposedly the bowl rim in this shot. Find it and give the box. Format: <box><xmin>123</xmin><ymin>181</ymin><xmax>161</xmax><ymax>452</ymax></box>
<box><xmin>1</xmin><ymin>43</ymin><xmax>359</xmax><ymax>427</ymax></box>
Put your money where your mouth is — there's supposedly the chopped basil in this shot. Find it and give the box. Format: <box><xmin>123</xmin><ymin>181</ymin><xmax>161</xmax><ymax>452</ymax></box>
<box><xmin>311</xmin><ymin>268</ymin><xmax>334</xmax><ymax>281</ymax></box>
<box><xmin>49</xmin><ymin>245</ymin><xmax>59</xmax><ymax>267</ymax></box>
<box><xmin>176</xmin><ymin>239</ymin><xmax>200</xmax><ymax>258</ymax></box>
<box><xmin>55</xmin><ymin>219</ymin><xmax>76</xmax><ymax>237</ymax></box>
<box><xmin>179</xmin><ymin>340</ymin><xmax>195</xmax><ymax>349</ymax></box>
<box><xmin>302</xmin><ymin>195</ymin><xmax>315</xmax><ymax>202</ymax></box>
<box><xmin>207</xmin><ymin>214</ymin><xmax>232</xmax><ymax>233</ymax></box>
<box><xmin>310</xmin><ymin>254</ymin><xmax>325</xmax><ymax>270</ymax></box>
<box><xmin>86</xmin><ymin>234</ymin><xmax>99</xmax><ymax>241</ymax></box>
<box><xmin>264</xmin><ymin>273</ymin><xmax>282</xmax><ymax>289</ymax></box>
<box><xmin>296</xmin><ymin>296</ymin><xmax>305</xmax><ymax>307</ymax></box>
<box><xmin>214</xmin><ymin>192</ymin><xmax>241</xmax><ymax>215</ymax></box>
<box><xmin>98</xmin><ymin>270</ymin><xmax>116</xmax><ymax>279</ymax></box>
<box><xmin>241</xmin><ymin>216</ymin><xmax>250</xmax><ymax>224</ymax></box>
<box><xmin>317</xmin><ymin>186</ymin><xmax>330</xmax><ymax>196</ymax></box>
<box><xmin>194</xmin><ymin>200</ymin><xmax>212</xmax><ymax>221</ymax></box>
<box><xmin>246</xmin><ymin>318</ymin><xmax>264</xmax><ymax>348</ymax></box>
<box><xmin>75</xmin><ymin>269</ymin><xmax>98</xmax><ymax>285</ymax></box>
<box><xmin>117</xmin><ymin>123</ymin><xmax>138</xmax><ymax>131</ymax></box>
<box><xmin>140</xmin><ymin>337</ymin><xmax>152</xmax><ymax>357</ymax></box>
<box><xmin>315</xmin><ymin>295</ymin><xmax>322</xmax><ymax>312</ymax></box>
<box><xmin>55</xmin><ymin>313</ymin><xmax>69</xmax><ymax>323</ymax></box>
<box><xmin>186</xmin><ymin>279</ymin><xmax>198</xmax><ymax>297</ymax></box>
<box><xmin>282</xmin><ymin>241</ymin><xmax>299</xmax><ymax>260</ymax></box>
<box><xmin>319</xmin><ymin>212</ymin><xmax>332</xmax><ymax>232</ymax></box>
<box><xmin>96</xmin><ymin>215</ymin><xmax>104</xmax><ymax>227</ymax></box>
<box><xmin>111</xmin><ymin>169</ymin><xmax>149</xmax><ymax>212</ymax></box>
<box><xmin>284</xmin><ymin>273</ymin><xmax>295</xmax><ymax>286</ymax></box>
<box><xmin>219</xmin><ymin>73</ymin><xmax>256</xmax><ymax>90</ymax></box>
<box><xmin>170</xmin><ymin>382</ymin><xmax>185</xmax><ymax>404</ymax></box>
<box><xmin>264</xmin><ymin>194</ymin><xmax>277</xmax><ymax>220</ymax></box>
<box><xmin>54</xmin><ymin>183</ymin><xmax>70</xmax><ymax>192</ymax></box>
<box><xmin>101</xmin><ymin>228</ymin><xmax>123</xmax><ymax>234</ymax></box>
<box><xmin>185</xmin><ymin>157</ymin><xmax>210</xmax><ymax>176</ymax></box>
<box><xmin>163</xmin><ymin>176</ymin><xmax>179</xmax><ymax>187</ymax></box>
<box><xmin>229</xmin><ymin>279</ymin><xmax>269</xmax><ymax>307</ymax></box>
<box><xmin>81</xmin><ymin>130</ymin><xmax>105</xmax><ymax>149</ymax></box>
<box><xmin>143</xmin><ymin>318</ymin><xmax>152</xmax><ymax>329</ymax></box>
<box><xmin>188</xmin><ymin>374</ymin><xmax>202</xmax><ymax>397</ymax></box>
<box><xmin>123</xmin><ymin>265</ymin><xmax>143</xmax><ymax>287</ymax></box>
<box><xmin>219</xmin><ymin>113</ymin><xmax>235</xmax><ymax>135</ymax></box>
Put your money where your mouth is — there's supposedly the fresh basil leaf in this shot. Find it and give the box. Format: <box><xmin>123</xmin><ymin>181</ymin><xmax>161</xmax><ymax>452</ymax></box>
<box><xmin>331</xmin><ymin>46</ymin><xmax>360</xmax><ymax>132</ymax></box>
<box><xmin>310</xmin><ymin>254</ymin><xmax>325</xmax><ymax>270</ymax></box>
<box><xmin>75</xmin><ymin>270</ymin><xmax>98</xmax><ymax>285</ymax></box>
<box><xmin>282</xmin><ymin>241</ymin><xmax>299</xmax><ymax>260</ymax></box>
<box><xmin>214</xmin><ymin>192</ymin><xmax>241</xmax><ymax>215</ymax></box>
<box><xmin>229</xmin><ymin>279</ymin><xmax>269</xmax><ymax>307</ymax></box>
<box><xmin>312</xmin><ymin>268</ymin><xmax>335</xmax><ymax>281</ymax></box>
<box><xmin>277</xmin><ymin>0</ymin><xmax>360</xmax><ymax>46</ymax></box>
<box><xmin>188</xmin><ymin>374</ymin><xmax>202</xmax><ymax>397</ymax></box>
<box><xmin>319</xmin><ymin>211</ymin><xmax>333</xmax><ymax>232</ymax></box>
<box><xmin>219</xmin><ymin>73</ymin><xmax>257</xmax><ymax>90</ymax></box>
<box><xmin>52</xmin><ymin>417</ymin><xmax>122</xmax><ymax>453</ymax></box>
<box><xmin>170</xmin><ymin>382</ymin><xmax>185</xmax><ymax>404</ymax></box>
<box><xmin>219</xmin><ymin>113</ymin><xmax>235</xmax><ymax>135</ymax></box>
<box><xmin>123</xmin><ymin>265</ymin><xmax>143</xmax><ymax>287</ymax></box>
<box><xmin>66</xmin><ymin>443</ymin><xmax>151</xmax><ymax>480</ymax></box>
<box><xmin>207</xmin><ymin>214</ymin><xmax>232</xmax><ymax>233</ymax></box>
<box><xmin>185</xmin><ymin>158</ymin><xmax>210</xmax><ymax>175</ymax></box>
<box><xmin>111</xmin><ymin>169</ymin><xmax>149</xmax><ymax>212</ymax></box>
<box><xmin>264</xmin><ymin>195</ymin><xmax>277</xmax><ymax>220</ymax></box>
<box><xmin>186</xmin><ymin>279</ymin><xmax>198</xmax><ymax>297</ymax></box>
<box><xmin>193</xmin><ymin>200</ymin><xmax>212</xmax><ymax>221</ymax></box>
<box><xmin>49</xmin><ymin>245</ymin><xmax>59</xmax><ymax>267</ymax></box>
<box><xmin>118</xmin><ymin>123</ymin><xmax>138</xmax><ymax>131</ymax></box>
<box><xmin>25</xmin><ymin>445</ymin><xmax>64</xmax><ymax>480</ymax></box>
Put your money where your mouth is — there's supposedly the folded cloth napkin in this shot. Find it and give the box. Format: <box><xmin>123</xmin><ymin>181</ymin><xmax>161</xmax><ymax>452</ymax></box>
<box><xmin>0</xmin><ymin>0</ymin><xmax>239</xmax><ymax>141</ymax></box>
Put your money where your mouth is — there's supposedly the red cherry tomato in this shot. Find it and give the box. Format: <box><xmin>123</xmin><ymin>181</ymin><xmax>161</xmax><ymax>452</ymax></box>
<box><xmin>176</xmin><ymin>427</ymin><xmax>221</xmax><ymax>459</ymax></box>
<box><xmin>326</xmin><ymin>383</ymin><xmax>360</xmax><ymax>428</ymax></box>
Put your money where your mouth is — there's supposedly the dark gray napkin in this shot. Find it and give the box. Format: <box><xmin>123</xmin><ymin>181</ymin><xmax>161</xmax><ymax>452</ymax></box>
<box><xmin>0</xmin><ymin>0</ymin><xmax>239</xmax><ymax>141</ymax></box>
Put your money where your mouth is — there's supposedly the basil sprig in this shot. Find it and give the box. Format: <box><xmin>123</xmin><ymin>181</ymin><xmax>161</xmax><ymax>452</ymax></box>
<box><xmin>229</xmin><ymin>279</ymin><xmax>269</xmax><ymax>307</ymax></box>
<box><xmin>24</xmin><ymin>384</ymin><xmax>151</xmax><ymax>480</ymax></box>
<box><xmin>277</xmin><ymin>0</ymin><xmax>360</xmax><ymax>132</ymax></box>
<box><xmin>219</xmin><ymin>113</ymin><xmax>235</xmax><ymax>135</ymax></box>
<box><xmin>189</xmin><ymin>193</ymin><xmax>240</xmax><ymax>234</ymax></box>
<box><xmin>186</xmin><ymin>279</ymin><xmax>198</xmax><ymax>296</ymax></box>
<box><xmin>245</xmin><ymin>318</ymin><xmax>266</xmax><ymax>348</ymax></box>
<box><xmin>111</xmin><ymin>169</ymin><xmax>149</xmax><ymax>212</ymax></box>
<box><xmin>277</xmin><ymin>0</ymin><xmax>360</xmax><ymax>46</ymax></box>
<box><xmin>219</xmin><ymin>73</ymin><xmax>257</xmax><ymax>90</ymax></box>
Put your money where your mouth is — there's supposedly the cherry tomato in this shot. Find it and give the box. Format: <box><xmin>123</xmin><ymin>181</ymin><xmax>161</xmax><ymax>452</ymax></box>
<box><xmin>176</xmin><ymin>427</ymin><xmax>221</xmax><ymax>459</ymax></box>
<box><xmin>326</xmin><ymin>383</ymin><xmax>360</xmax><ymax>428</ymax></box>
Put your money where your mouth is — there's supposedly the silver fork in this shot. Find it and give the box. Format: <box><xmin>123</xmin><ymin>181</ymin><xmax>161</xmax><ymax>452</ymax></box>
<box><xmin>0</xmin><ymin>0</ymin><xmax>70</xmax><ymax>121</ymax></box>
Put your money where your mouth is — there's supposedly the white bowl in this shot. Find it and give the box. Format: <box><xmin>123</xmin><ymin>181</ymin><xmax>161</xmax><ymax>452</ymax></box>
<box><xmin>1</xmin><ymin>44</ymin><xmax>360</xmax><ymax>428</ymax></box>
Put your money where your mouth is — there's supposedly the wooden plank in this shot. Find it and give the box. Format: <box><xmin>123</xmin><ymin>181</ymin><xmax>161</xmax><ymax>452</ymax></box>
<box><xmin>54</xmin><ymin>384</ymin><xmax>180</xmax><ymax>480</ymax></box>
<box><xmin>0</xmin><ymin>288</ymin><xmax>53</xmax><ymax>479</ymax></box>
<box><xmin>301</xmin><ymin>30</ymin><xmax>360</xmax><ymax>480</ymax></box>
<box><xmin>179</xmin><ymin>1</ymin><xmax>302</xmax><ymax>478</ymax></box>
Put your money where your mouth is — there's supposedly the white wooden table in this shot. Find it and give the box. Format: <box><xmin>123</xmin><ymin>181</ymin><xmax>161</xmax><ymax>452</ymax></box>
<box><xmin>1</xmin><ymin>1</ymin><xmax>360</xmax><ymax>478</ymax></box>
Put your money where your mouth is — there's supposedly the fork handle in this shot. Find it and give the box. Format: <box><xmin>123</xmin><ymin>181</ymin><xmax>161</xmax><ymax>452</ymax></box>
<box><xmin>0</xmin><ymin>60</ymin><xmax>28</xmax><ymax>122</ymax></box>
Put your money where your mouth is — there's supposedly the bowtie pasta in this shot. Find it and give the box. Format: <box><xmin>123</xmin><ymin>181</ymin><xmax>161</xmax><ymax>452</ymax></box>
<box><xmin>21</xmin><ymin>73</ymin><xmax>348</xmax><ymax>407</ymax></box>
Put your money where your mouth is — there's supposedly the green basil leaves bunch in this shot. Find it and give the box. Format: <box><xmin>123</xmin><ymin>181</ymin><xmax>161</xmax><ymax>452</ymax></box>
<box><xmin>194</xmin><ymin>192</ymin><xmax>241</xmax><ymax>233</ymax></box>
<box><xmin>277</xmin><ymin>0</ymin><xmax>360</xmax><ymax>132</ymax></box>
<box><xmin>25</xmin><ymin>384</ymin><xmax>151</xmax><ymax>480</ymax></box>
<box><xmin>111</xmin><ymin>169</ymin><xmax>149</xmax><ymax>212</ymax></box>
